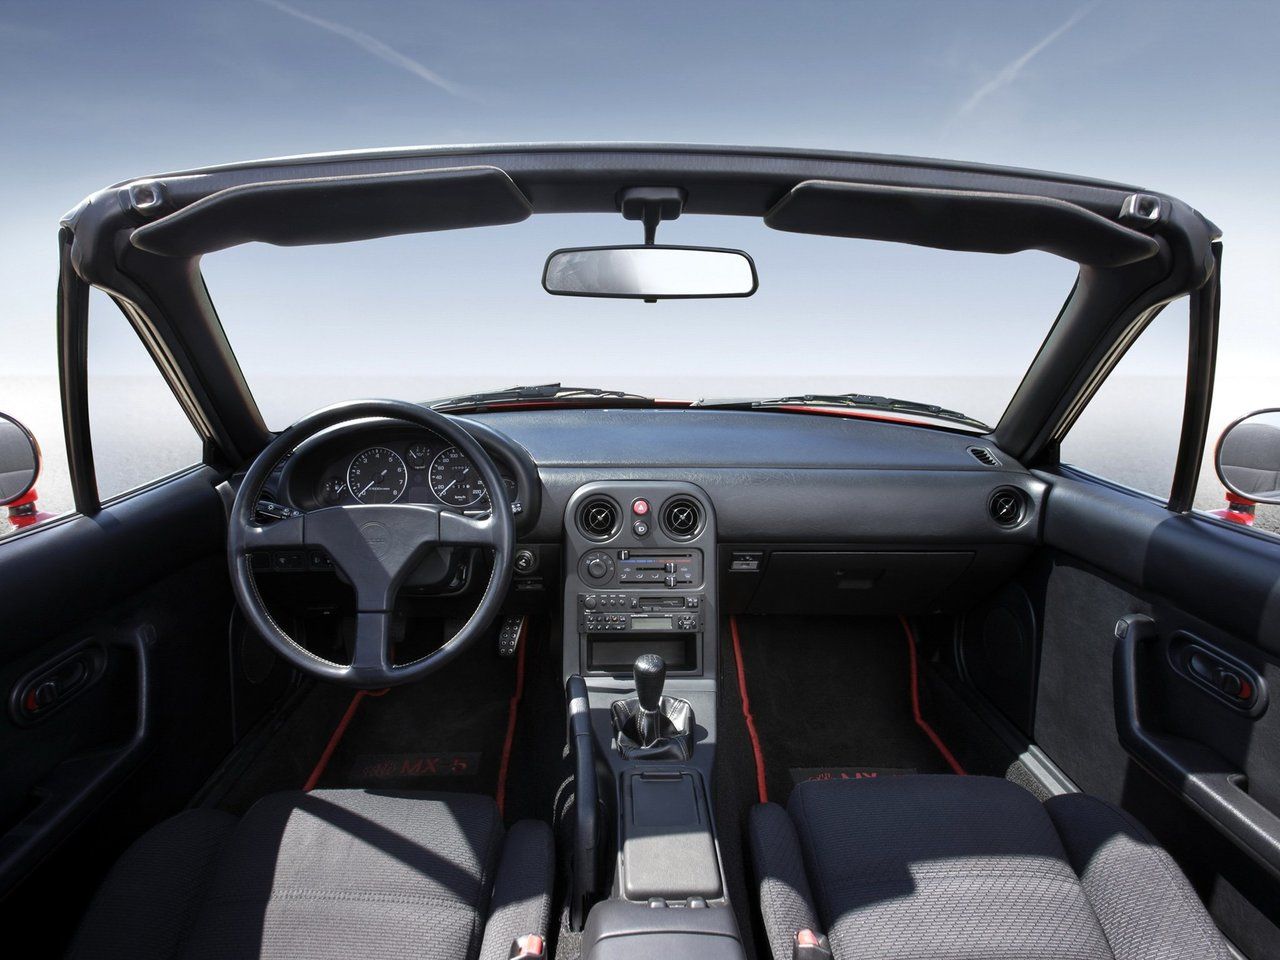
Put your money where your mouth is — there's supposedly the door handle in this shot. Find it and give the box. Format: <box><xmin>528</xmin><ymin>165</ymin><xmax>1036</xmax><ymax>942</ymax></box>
<box><xmin>1114</xmin><ymin>614</ymin><xmax>1280</xmax><ymax>881</ymax></box>
<box><xmin>1172</xmin><ymin>635</ymin><xmax>1266</xmax><ymax>716</ymax></box>
<box><xmin>9</xmin><ymin>641</ymin><xmax>107</xmax><ymax>726</ymax></box>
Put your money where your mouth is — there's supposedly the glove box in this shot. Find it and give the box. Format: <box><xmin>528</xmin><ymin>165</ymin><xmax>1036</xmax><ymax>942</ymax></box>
<box><xmin>743</xmin><ymin>550</ymin><xmax>974</xmax><ymax>614</ymax></box>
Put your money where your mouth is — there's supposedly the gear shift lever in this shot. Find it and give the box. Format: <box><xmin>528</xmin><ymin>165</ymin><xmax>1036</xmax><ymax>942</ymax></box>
<box><xmin>610</xmin><ymin>653</ymin><xmax>693</xmax><ymax>760</ymax></box>
<box><xmin>633</xmin><ymin>653</ymin><xmax>666</xmax><ymax>747</ymax></box>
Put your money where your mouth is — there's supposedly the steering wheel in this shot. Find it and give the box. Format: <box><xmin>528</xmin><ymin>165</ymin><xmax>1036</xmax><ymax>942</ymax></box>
<box><xmin>227</xmin><ymin>399</ymin><xmax>515</xmax><ymax>688</ymax></box>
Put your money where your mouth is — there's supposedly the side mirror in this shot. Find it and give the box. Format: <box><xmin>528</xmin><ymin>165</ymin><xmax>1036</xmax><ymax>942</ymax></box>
<box><xmin>1215</xmin><ymin>408</ymin><xmax>1280</xmax><ymax>505</ymax></box>
<box><xmin>0</xmin><ymin>413</ymin><xmax>41</xmax><ymax>507</ymax></box>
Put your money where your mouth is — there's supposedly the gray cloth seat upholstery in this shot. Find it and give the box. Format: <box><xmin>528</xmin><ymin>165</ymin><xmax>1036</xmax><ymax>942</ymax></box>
<box><xmin>749</xmin><ymin>775</ymin><xmax>1235</xmax><ymax>960</ymax></box>
<box><xmin>67</xmin><ymin>789</ymin><xmax>554</xmax><ymax>960</ymax></box>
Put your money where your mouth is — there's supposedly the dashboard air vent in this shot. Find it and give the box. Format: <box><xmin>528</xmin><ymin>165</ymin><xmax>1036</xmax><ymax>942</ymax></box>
<box><xmin>661</xmin><ymin>497</ymin><xmax>703</xmax><ymax>539</ymax></box>
<box><xmin>577</xmin><ymin>498</ymin><xmax>619</xmax><ymax>540</ymax></box>
<box><xmin>968</xmin><ymin>446</ymin><xmax>1001</xmax><ymax>467</ymax></box>
<box><xmin>989</xmin><ymin>488</ymin><xmax>1026</xmax><ymax>527</ymax></box>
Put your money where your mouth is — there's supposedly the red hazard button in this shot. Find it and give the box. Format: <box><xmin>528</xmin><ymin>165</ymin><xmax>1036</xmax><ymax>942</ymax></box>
<box><xmin>632</xmin><ymin>498</ymin><xmax>650</xmax><ymax>516</ymax></box>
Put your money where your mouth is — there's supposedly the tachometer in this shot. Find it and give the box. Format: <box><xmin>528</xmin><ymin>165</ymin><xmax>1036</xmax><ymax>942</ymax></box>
<box><xmin>347</xmin><ymin>447</ymin><xmax>408</xmax><ymax>504</ymax></box>
<box><xmin>429</xmin><ymin>446</ymin><xmax>486</xmax><ymax>506</ymax></box>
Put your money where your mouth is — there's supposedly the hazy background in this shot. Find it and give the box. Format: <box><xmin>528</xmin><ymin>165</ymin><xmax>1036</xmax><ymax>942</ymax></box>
<box><xmin>0</xmin><ymin>0</ymin><xmax>1276</xmax><ymax>532</ymax></box>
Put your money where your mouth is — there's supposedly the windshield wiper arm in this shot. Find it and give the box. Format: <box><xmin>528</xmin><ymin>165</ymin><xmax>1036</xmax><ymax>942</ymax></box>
<box><xmin>431</xmin><ymin>384</ymin><xmax>656</xmax><ymax>412</ymax></box>
<box><xmin>696</xmin><ymin>393</ymin><xmax>989</xmax><ymax>430</ymax></box>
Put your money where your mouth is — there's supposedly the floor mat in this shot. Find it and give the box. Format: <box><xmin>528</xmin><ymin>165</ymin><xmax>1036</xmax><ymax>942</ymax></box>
<box><xmin>214</xmin><ymin>681</ymin><xmax>356</xmax><ymax>814</ymax></box>
<box><xmin>732</xmin><ymin>615</ymin><xmax>958</xmax><ymax>805</ymax></box>
<box><xmin>208</xmin><ymin>614</ymin><xmax>570</xmax><ymax>833</ymax></box>
<box><xmin>311</xmin><ymin>629</ymin><xmax>517</xmax><ymax>795</ymax></box>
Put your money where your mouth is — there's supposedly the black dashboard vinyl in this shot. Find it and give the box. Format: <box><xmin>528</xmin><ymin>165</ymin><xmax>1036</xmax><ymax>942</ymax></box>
<box><xmin>463</xmin><ymin>409</ymin><xmax>1045</xmax><ymax>545</ymax></box>
<box><xmin>265</xmin><ymin>408</ymin><xmax>1042</xmax><ymax>567</ymax></box>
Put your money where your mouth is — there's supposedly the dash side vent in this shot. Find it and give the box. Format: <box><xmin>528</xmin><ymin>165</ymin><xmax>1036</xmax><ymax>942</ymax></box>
<box><xmin>577</xmin><ymin>497</ymin><xmax>619</xmax><ymax>540</ymax></box>
<box><xmin>661</xmin><ymin>497</ymin><xmax>702</xmax><ymax>539</ymax></box>
<box><xmin>968</xmin><ymin>446</ymin><xmax>1001</xmax><ymax>467</ymax></box>
<box><xmin>989</xmin><ymin>488</ymin><xmax>1026</xmax><ymax>527</ymax></box>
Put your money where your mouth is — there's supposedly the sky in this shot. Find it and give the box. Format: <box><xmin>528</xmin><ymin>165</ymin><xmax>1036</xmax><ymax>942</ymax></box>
<box><xmin>0</xmin><ymin>1</ymin><xmax>1276</xmax><ymax>447</ymax></box>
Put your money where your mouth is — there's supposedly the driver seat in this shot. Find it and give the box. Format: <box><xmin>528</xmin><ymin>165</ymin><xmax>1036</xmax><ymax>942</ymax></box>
<box><xmin>66</xmin><ymin>789</ymin><xmax>554</xmax><ymax>960</ymax></box>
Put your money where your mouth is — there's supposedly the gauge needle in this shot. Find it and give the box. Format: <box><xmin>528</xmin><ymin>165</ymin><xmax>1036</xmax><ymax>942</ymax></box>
<box><xmin>358</xmin><ymin>479</ymin><xmax>378</xmax><ymax>497</ymax></box>
<box><xmin>439</xmin><ymin>479</ymin><xmax>457</xmax><ymax>495</ymax></box>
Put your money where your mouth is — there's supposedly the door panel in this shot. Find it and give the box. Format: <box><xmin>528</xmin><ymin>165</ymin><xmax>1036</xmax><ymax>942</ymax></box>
<box><xmin>1017</xmin><ymin>470</ymin><xmax>1280</xmax><ymax>958</ymax></box>
<box><xmin>0</xmin><ymin>468</ymin><xmax>234</xmax><ymax>943</ymax></box>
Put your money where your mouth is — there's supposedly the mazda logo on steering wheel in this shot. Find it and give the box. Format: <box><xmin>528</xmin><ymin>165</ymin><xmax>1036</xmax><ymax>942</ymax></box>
<box><xmin>360</xmin><ymin>521</ymin><xmax>392</xmax><ymax>558</ymax></box>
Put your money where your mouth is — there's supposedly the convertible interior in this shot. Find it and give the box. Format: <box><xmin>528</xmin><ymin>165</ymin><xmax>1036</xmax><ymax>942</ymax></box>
<box><xmin>2</xmin><ymin>144</ymin><xmax>1279</xmax><ymax>960</ymax></box>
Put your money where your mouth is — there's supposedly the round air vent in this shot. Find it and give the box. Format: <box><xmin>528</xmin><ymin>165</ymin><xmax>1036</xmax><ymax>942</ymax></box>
<box><xmin>988</xmin><ymin>487</ymin><xmax>1026</xmax><ymax>527</ymax></box>
<box><xmin>661</xmin><ymin>497</ymin><xmax>703</xmax><ymax>539</ymax></box>
<box><xmin>577</xmin><ymin>497</ymin><xmax>620</xmax><ymax>540</ymax></box>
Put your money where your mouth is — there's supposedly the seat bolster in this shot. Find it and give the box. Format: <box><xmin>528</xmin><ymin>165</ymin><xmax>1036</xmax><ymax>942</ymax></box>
<box><xmin>478</xmin><ymin>819</ymin><xmax>556</xmax><ymax>960</ymax></box>
<box><xmin>1045</xmin><ymin>793</ymin><xmax>1235</xmax><ymax>960</ymax></box>
<box><xmin>66</xmin><ymin>808</ymin><xmax>237</xmax><ymax>960</ymax></box>
<box><xmin>749</xmin><ymin>802</ymin><xmax>822</xmax><ymax>960</ymax></box>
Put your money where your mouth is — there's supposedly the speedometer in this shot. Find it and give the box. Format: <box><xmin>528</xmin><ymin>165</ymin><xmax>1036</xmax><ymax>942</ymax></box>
<box><xmin>347</xmin><ymin>447</ymin><xmax>407</xmax><ymax>504</ymax></box>
<box><xmin>429</xmin><ymin>447</ymin><xmax>486</xmax><ymax>506</ymax></box>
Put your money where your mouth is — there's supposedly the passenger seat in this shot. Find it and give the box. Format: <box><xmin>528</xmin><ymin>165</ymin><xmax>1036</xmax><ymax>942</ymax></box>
<box><xmin>749</xmin><ymin>775</ymin><xmax>1233</xmax><ymax>960</ymax></box>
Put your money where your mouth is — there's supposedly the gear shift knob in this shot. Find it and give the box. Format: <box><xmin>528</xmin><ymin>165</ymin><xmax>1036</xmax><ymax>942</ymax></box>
<box><xmin>633</xmin><ymin>653</ymin><xmax>667</xmax><ymax>713</ymax></box>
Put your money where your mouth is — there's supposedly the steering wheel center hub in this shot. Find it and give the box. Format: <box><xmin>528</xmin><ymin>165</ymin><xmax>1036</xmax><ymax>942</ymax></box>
<box><xmin>360</xmin><ymin>521</ymin><xmax>392</xmax><ymax>558</ymax></box>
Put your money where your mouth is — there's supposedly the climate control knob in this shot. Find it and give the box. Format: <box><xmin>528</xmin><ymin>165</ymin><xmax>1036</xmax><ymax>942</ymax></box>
<box><xmin>581</xmin><ymin>551</ymin><xmax>615</xmax><ymax>582</ymax></box>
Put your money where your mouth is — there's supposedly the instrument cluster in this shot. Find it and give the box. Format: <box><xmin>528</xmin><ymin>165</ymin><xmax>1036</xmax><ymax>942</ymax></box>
<box><xmin>288</xmin><ymin>431</ymin><xmax>518</xmax><ymax>513</ymax></box>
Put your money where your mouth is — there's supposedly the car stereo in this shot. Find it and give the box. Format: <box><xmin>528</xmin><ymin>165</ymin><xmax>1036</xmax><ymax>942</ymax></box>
<box><xmin>577</xmin><ymin>593</ymin><xmax>704</xmax><ymax>633</ymax></box>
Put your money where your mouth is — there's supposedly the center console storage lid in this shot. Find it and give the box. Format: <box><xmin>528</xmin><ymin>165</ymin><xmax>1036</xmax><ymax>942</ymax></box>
<box><xmin>622</xmin><ymin>770</ymin><xmax>723</xmax><ymax>901</ymax></box>
<box><xmin>584</xmin><ymin>901</ymin><xmax>745</xmax><ymax>960</ymax></box>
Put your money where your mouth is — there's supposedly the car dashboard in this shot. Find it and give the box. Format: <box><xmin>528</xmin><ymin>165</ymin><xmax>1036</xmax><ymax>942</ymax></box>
<box><xmin>248</xmin><ymin>407</ymin><xmax>1044</xmax><ymax>616</ymax></box>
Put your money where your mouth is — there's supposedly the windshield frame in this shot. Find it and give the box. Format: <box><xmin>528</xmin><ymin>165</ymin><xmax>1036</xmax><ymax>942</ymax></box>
<box><xmin>60</xmin><ymin>142</ymin><xmax>1215</xmax><ymax>472</ymax></box>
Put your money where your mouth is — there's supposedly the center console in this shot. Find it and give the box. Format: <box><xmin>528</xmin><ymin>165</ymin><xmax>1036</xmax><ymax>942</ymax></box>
<box><xmin>562</xmin><ymin>482</ymin><xmax>745</xmax><ymax>959</ymax></box>
<box><xmin>562</xmin><ymin>480</ymin><xmax>718</xmax><ymax>684</ymax></box>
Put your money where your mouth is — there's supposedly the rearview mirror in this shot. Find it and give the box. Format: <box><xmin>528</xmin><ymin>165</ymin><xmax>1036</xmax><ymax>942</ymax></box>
<box><xmin>0</xmin><ymin>413</ymin><xmax>40</xmax><ymax>507</ymax></box>
<box><xmin>1216</xmin><ymin>408</ymin><xmax>1280</xmax><ymax>505</ymax></box>
<box><xmin>543</xmin><ymin>245</ymin><xmax>757</xmax><ymax>300</ymax></box>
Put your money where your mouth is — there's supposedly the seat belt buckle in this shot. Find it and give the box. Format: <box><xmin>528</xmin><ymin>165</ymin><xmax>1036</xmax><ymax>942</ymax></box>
<box><xmin>510</xmin><ymin>934</ymin><xmax>545</xmax><ymax>959</ymax></box>
<box><xmin>793</xmin><ymin>928</ymin><xmax>832</xmax><ymax>960</ymax></box>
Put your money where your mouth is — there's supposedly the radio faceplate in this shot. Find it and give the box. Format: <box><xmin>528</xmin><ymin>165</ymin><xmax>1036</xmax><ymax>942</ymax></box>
<box><xmin>578</xmin><ymin>593</ymin><xmax>705</xmax><ymax>633</ymax></box>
